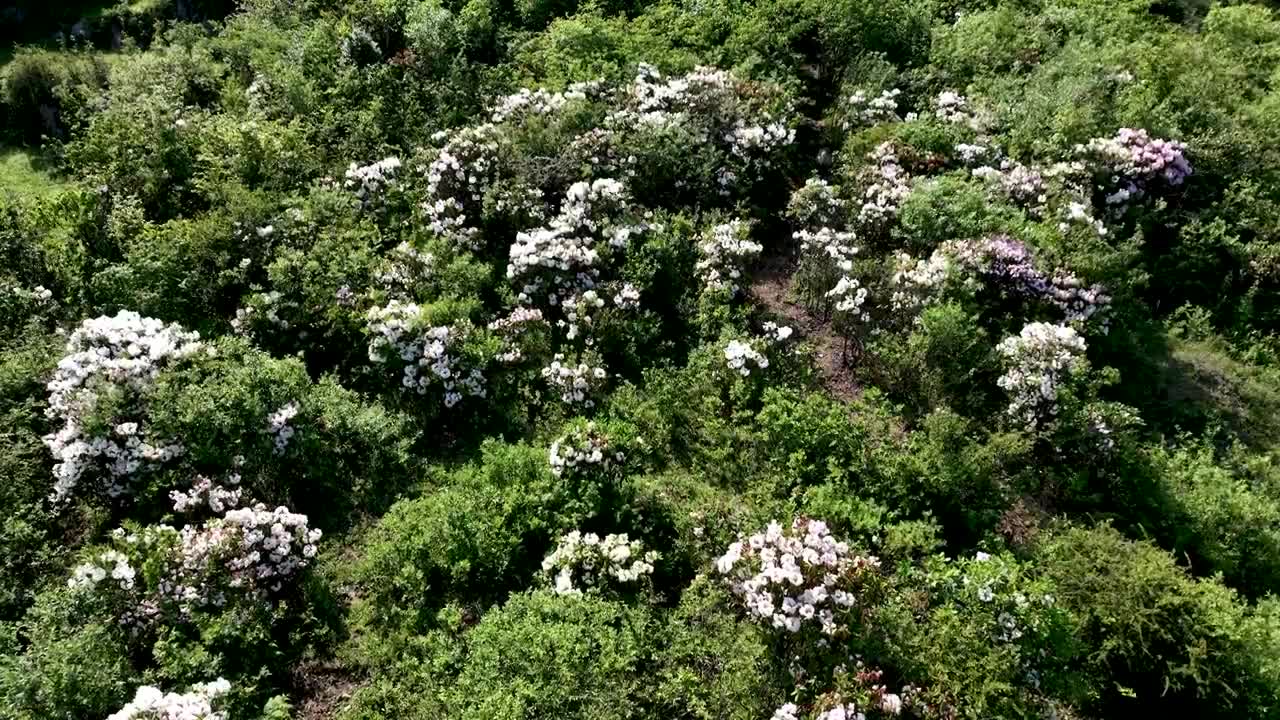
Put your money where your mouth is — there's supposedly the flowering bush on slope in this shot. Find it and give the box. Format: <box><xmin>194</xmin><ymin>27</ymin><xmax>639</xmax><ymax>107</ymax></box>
<box><xmin>717</xmin><ymin>518</ymin><xmax>882</xmax><ymax>636</ymax></box>
<box><xmin>43</xmin><ymin>311</ymin><xmax>204</xmax><ymax>505</ymax></box>
<box><xmin>541</xmin><ymin>531</ymin><xmax>658</xmax><ymax>595</ymax></box>
<box><xmin>67</xmin><ymin>503</ymin><xmax>320</xmax><ymax>626</ymax></box>
<box><xmin>996</xmin><ymin>322</ymin><xmax>1088</xmax><ymax>429</ymax></box>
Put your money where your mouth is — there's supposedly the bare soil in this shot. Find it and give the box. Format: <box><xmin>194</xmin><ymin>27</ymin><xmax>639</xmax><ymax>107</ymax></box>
<box><xmin>749</xmin><ymin>254</ymin><xmax>862</xmax><ymax>402</ymax></box>
<box><xmin>292</xmin><ymin>661</ymin><xmax>362</xmax><ymax>720</ymax></box>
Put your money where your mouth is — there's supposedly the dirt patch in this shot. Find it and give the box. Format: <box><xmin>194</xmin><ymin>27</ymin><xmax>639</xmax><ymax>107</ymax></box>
<box><xmin>292</xmin><ymin>661</ymin><xmax>362</xmax><ymax>720</ymax></box>
<box><xmin>749</xmin><ymin>254</ymin><xmax>862</xmax><ymax>402</ymax></box>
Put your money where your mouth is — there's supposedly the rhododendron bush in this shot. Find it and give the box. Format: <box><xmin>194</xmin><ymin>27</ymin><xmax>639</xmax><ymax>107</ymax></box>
<box><xmin>7</xmin><ymin>1</ymin><xmax>1280</xmax><ymax>719</ymax></box>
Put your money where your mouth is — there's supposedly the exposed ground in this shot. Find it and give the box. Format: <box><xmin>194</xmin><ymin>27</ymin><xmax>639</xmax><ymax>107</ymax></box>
<box><xmin>749</xmin><ymin>254</ymin><xmax>861</xmax><ymax>402</ymax></box>
<box><xmin>292</xmin><ymin>661</ymin><xmax>363</xmax><ymax>720</ymax></box>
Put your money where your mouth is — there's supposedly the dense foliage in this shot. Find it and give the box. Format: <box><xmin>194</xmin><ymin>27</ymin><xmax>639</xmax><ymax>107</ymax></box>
<box><xmin>4</xmin><ymin>0</ymin><xmax>1280</xmax><ymax>718</ymax></box>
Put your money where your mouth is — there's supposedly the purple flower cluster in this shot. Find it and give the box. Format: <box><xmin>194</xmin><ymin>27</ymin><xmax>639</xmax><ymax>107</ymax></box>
<box><xmin>1080</xmin><ymin>128</ymin><xmax>1191</xmax><ymax>204</ymax></box>
<box><xmin>957</xmin><ymin>236</ymin><xmax>1112</xmax><ymax>327</ymax></box>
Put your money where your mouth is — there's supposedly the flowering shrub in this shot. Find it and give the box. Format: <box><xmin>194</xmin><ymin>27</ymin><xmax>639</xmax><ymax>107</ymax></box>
<box><xmin>542</xmin><ymin>352</ymin><xmax>608</xmax><ymax>407</ymax></box>
<box><xmin>231</xmin><ymin>291</ymin><xmax>296</xmax><ymax>337</ymax></box>
<box><xmin>888</xmin><ymin>236</ymin><xmax>1111</xmax><ymax>329</ymax></box>
<box><xmin>697</xmin><ymin>219</ymin><xmax>762</xmax><ymax>295</ymax></box>
<box><xmin>724</xmin><ymin>339</ymin><xmax>770</xmax><ymax>377</ymax></box>
<box><xmin>841</xmin><ymin>88</ymin><xmax>902</xmax><ymax>130</ymax></box>
<box><xmin>856</xmin><ymin>144</ymin><xmax>912</xmax><ymax>230</ymax></box>
<box><xmin>549</xmin><ymin>420</ymin><xmax>626</xmax><ymax>479</ymax></box>
<box><xmin>793</xmin><ymin>227</ymin><xmax>859</xmax><ymax>314</ymax></box>
<box><xmin>68</xmin><ymin>503</ymin><xmax>321</xmax><ymax>625</ymax></box>
<box><xmin>419</xmin><ymin>124</ymin><xmax>508</xmax><ymax>250</ymax></box>
<box><xmin>345</xmin><ymin>156</ymin><xmax>403</xmax><ymax>210</ymax></box>
<box><xmin>933</xmin><ymin>90</ymin><xmax>989</xmax><ymax>131</ymax></box>
<box><xmin>827</xmin><ymin>276</ymin><xmax>872</xmax><ymax>351</ymax></box>
<box><xmin>788</xmin><ymin>178</ymin><xmax>848</xmax><ymax>230</ymax></box>
<box><xmin>541</xmin><ymin>530</ymin><xmax>658</xmax><ymax>595</ymax></box>
<box><xmin>716</xmin><ymin>518</ymin><xmax>882</xmax><ymax>635</ymax></box>
<box><xmin>1079</xmin><ymin>128</ymin><xmax>1191</xmax><ymax>204</ymax></box>
<box><xmin>889</xmin><ymin>249</ymin><xmax>956</xmax><ymax>316</ymax></box>
<box><xmin>169</xmin><ymin>474</ymin><xmax>242</xmax><ymax>515</ymax></box>
<box><xmin>265</xmin><ymin>401</ymin><xmax>299</xmax><ymax>454</ymax></box>
<box><xmin>43</xmin><ymin>311</ymin><xmax>203</xmax><ymax>504</ymax></box>
<box><xmin>106</xmin><ymin>679</ymin><xmax>231</xmax><ymax>720</ymax></box>
<box><xmin>608</xmin><ymin>64</ymin><xmax>796</xmax><ymax>197</ymax></box>
<box><xmin>507</xmin><ymin>179</ymin><xmax>646</xmax><ymax>316</ymax></box>
<box><xmin>365</xmin><ymin>301</ymin><xmax>488</xmax><ymax>408</ymax></box>
<box><xmin>488</xmin><ymin>307</ymin><xmax>552</xmax><ymax>364</ymax></box>
<box><xmin>376</xmin><ymin>241</ymin><xmax>436</xmax><ymax>299</ymax></box>
<box><xmin>971</xmin><ymin>161</ymin><xmax>1047</xmax><ymax>207</ymax></box>
<box><xmin>996</xmin><ymin>322</ymin><xmax>1088</xmax><ymax>428</ymax></box>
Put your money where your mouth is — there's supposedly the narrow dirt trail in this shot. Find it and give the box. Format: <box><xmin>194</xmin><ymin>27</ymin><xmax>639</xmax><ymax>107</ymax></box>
<box><xmin>748</xmin><ymin>255</ymin><xmax>862</xmax><ymax>402</ymax></box>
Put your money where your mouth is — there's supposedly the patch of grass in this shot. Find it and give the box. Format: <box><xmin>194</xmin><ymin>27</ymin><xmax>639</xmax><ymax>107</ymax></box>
<box><xmin>0</xmin><ymin>148</ymin><xmax>67</xmax><ymax>199</ymax></box>
<box><xmin>1166</xmin><ymin>336</ymin><xmax>1280</xmax><ymax>452</ymax></box>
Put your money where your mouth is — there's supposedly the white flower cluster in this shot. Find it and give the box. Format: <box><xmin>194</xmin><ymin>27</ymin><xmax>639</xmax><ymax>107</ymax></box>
<box><xmin>490</xmin><ymin>82</ymin><xmax>599</xmax><ymax>124</ymax></box>
<box><xmin>3</xmin><ymin>282</ymin><xmax>53</xmax><ymax>306</ymax></box>
<box><xmin>890</xmin><ymin>237</ymin><xmax>1112</xmax><ymax>329</ymax></box>
<box><xmin>996</xmin><ymin>322</ymin><xmax>1088</xmax><ymax>428</ymax></box>
<box><xmin>762</xmin><ymin>321</ymin><xmax>794</xmax><ymax>343</ymax></box>
<box><xmin>216</xmin><ymin>503</ymin><xmax>323</xmax><ymax>593</ymax></box>
<box><xmin>565</xmin><ymin>127</ymin><xmax>637</xmax><ymax>181</ymax></box>
<box><xmin>697</xmin><ymin>219</ymin><xmax>763</xmax><ymax>293</ymax></box>
<box><xmin>857</xmin><ymin>144</ymin><xmax>911</xmax><ymax>228</ymax></box>
<box><xmin>75</xmin><ymin>503</ymin><xmax>321</xmax><ymax>625</ymax></box>
<box><xmin>889</xmin><ymin>250</ymin><xmax>954</xmax><ymax>314</ymax></box>
<box><xmin>842</xmin><ymin>88</ymin><xmax>902</xmax><ymax>129</ymax></box>
<box><xmin>487</xmin><ymin>307</ymin><xmax>549</xmax><ymax>363</ymax></box>
<box><xmin>613</xmin><ymin>282</ymin><xmax>641</xmax><ymax>310</ymax></box>
<box><xmin>366</xmin><ymin>301</ymin><xmax>487</xmax><ymax>407</ymax></box>
<box><xmin>793</xmin><ymin>226</ymin><xmax>860</xmax><ymax>314</ymax></box>
<box><xmin>721</xmin><ymin>119</ymin><xmax>795</xmax><ymax>195</ymax></box>
<box><xmin>955</xmin><ymin>142</ymin><xmax>991</xmax><ymax>164</ymax></box>
<box><xmin>106</xmin><ymin>679</ymin><xmax>230</xmax><ymax>720</ymax></box>
<box><xmin>787</xmin><ymin>178</ymin><xmax>846</xmax><ymax>229</ymax></box>
<box><xmin>542</xmin><ymin>530</ymin><xmax>658</xmax><ymax>595</ymax></box>
<box><xmin>44</xmin><ymin>311</ymin><xmax>203</xmax><ymax>504</ymax></box>
<box><xmin>265</xmin><ymin>401</ymin><xmax>299</xmax><ymax>454</ymax></box>
<box><xmin>232</xmin><ymin>291</ymin><xmax>296</xmax><ymax>335</ymax></box>
<box><xmin>934</xmin><ymin>90</ymin><xmax>988</xmax><ymax>130</ymax></box>
<box><xmin>611</xmin><ymin>64</ymin><xmax>795</xmax><ymax>194</ymax></box>
<box><xmin>1059</xmin><ymin>200</ymin><xmax>1109</xmax><ymax>237</ymax></box>
<box><xmin>345</xmin><ymin>156</ymin><xmax>402</xmax><ymax>209</ymax></box>
<box><xmin>972</xmin><ymin>160</ymin><xmax>1047</xmax><ymax>207</ymax></box>
<box><xmin>716</xmin><ymin>518</ymin><xmax>879</xmax><ymax>635</ymax></box>
<box><xmin>170</xmin><ymin>474</ymin><xmax>242</xmax><ymax>514</ymax></box>
<box><xmin>560</xmin><ymin>289</ymin><xmax>607</xmax><ymax>341</ymax></box>
<box><xmin>69</xmin><ymin>548</ymin><xmax>136</xmax><ymax>591</ymax></box>
<box><xmin>724</xmin><ymin>339</ymin><xmax>769</xmax><ymax>377</ymax></box>
<box><xmin>507</xmin><ymin>179</ymin><xmax>638</xmax><ymax>308</ymax></box>
<box><xmin>807</xmin><ymin>696</ymin><xmax>904</xmax><ymax>720</ymax></box>
<box><xmin>795</xmin><ymin>227</ymin><xmax>858</xmax><ymax>271</ymax></box>
<box><xmin>826</xmin><ymin>276</ymin><xmax>870</xmax><ymax>320</ymax></box>
<box><xmin>377</xmin><ymin>241</ymin><xmax>435</xmax><ymax>296</ymax></box>
<box><xmin>549</xmin><ymin>421</ymin><xmax>625</xmax><ymax>478</ymax></box>
<box><xmin>542</xmin><ymin>353</ymin><xmax>608</xmax><ymax>407</ymax></box>
<box><xmin>421</xmin><ymin>124</ymin><xmax>505</xmax><ymax>249</ymax></box>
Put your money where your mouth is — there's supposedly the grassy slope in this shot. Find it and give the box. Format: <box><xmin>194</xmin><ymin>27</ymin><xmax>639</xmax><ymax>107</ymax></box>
<box><xmin>0</xmin><ymin>148</ymin><xmax>67</xmax><ymax>199</ymax></box>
